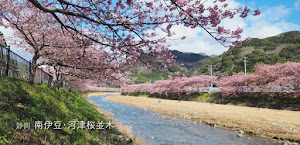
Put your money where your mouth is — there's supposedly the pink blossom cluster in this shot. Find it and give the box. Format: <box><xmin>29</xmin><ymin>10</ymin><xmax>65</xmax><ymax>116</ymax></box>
<box><xmin>67</xmin><ymin>79</ymin><xmax>120</xmax><ymax>92</ymax></box>
<box><xmin>77</xmin><ymin>84</ymin><xmax>120</xmax><ymax>92</ymax></box>
<box><xmin>121</xmin><ymin>83</ymin><xmax>154</xmax><ymax>94</ymax></box>
<box><xmin>217</xmin><ymin>62</ymin><xmax>300</xmax><ymax>95</ymax></box>
<box><xmin>121</xmin><ymin>75</ymin><xmax>217</xmax><ymax>95</ymax></box>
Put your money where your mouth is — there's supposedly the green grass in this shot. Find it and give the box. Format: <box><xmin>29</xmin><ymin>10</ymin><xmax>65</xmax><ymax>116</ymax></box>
<box><xmin>196</xmin><ymin>93</ymin><xmax>213</xmax><ymax>101</ymax></box>
<box><xmin>0</xmin><ymin>76</ymin><xmax>127</xmax><ymax>144</ymax></box>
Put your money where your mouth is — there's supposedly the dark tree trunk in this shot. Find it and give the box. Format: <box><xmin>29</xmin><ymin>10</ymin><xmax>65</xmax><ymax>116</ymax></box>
<box><xmin>52</xmin><ymin>66</ymin><xmax>62</xmax><ymax>89</ymax></box>
<box><xmin>28</xmin><ymin>52</ymin><xmax>39</xmax><ymax>85</ymax></box>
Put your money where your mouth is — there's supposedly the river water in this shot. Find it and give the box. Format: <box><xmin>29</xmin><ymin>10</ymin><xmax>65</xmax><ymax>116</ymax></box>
<box><xmin>87</xmin><ymin>94</ymin><xmax>279</xmax><ymax>145</ymax></box>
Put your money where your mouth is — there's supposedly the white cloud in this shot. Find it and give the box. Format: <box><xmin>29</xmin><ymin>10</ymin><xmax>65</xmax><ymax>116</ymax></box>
<box><xmin>244</xmin><ymin>5</ymin><xmax>300</xmax><ymax>39</ymax></box>
<box><xmin>167</xmin><ymin>25</ymin><xmax>226</xmax><ymax>55</ymax></box>
<box><xmin>165</xmin><ymin>2</ymin><xmax>300</xmax><ymax>55</ymax></box>
<box><xmin>244</xmin><ymin>20</ymin><xmax>300</xmax><ymax>39</ymax></box>
<box><xmin>249</xmin><ymin>5</ymin><xmax>291</xmax><ymax>22</ymax></box>
<box><xmin>295</xmin><ymin>0</ymin><xmax>300</xmax><ymax>10</ymax></box>
<box><xmin>164</xmin><ymin>0</ymin><xmax>243</xmax><ymax>55</ymax></box>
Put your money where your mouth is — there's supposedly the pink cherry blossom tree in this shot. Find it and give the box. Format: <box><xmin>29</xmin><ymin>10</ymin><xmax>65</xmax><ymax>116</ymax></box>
<box><xmin>1</xmin><ymin>0</ymin><xmax>260</xmax><ymax>86</ymax></box>
<box><xmin>25</xmin><ymin>0</ymin><xmax>260</xmax><ymax>49</ymax></box>
<box><xmin>0</xmin><ymin>2</ymin><xmax>75</xmax><ymax>84</ymax></box>
<box><xmin>0</xmin><ymin>2</ymin><xmax>126</xmax><ymax>86</ymax></box>
<box><xmin>9</xmin><ymin>0</ymin><xmax>260</xmax><ymax>65</ymax></box>
<box><xmin>122</xmin><ymin>75</ymin><xmax>217</xmax><ymax>96</ymax></box>
<box><xmin>65</xmin><ymin>78</ymin><xmax>121</xmax><ymax>92</ymax></box>
<box><xmin>216</xmin><ymin>62</ymin><xmax>300</xmax><ymax>96</ymax></box>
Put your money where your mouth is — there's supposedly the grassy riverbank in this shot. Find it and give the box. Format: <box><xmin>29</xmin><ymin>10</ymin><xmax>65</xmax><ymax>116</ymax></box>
<box><xmin>107</xmin><ymin>95</ymin><xmax>300</xmax><ymax>143</ymax></box>
<box><xmin>0</xmin><ymin>77</ymin><xmax>130</xmax><ymax>144</ymax></box>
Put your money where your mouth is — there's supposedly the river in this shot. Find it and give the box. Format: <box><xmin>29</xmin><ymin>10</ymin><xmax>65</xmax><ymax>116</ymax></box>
<box><xmin>87</xmin><ymin>94</ymin><xmax>278</xmax><ymax>145</ymax></box>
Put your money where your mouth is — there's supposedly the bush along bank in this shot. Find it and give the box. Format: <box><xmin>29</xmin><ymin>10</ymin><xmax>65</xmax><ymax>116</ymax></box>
<box><xmin>0</xmin><ymin>76</ymin><xmax>133</xmax><ymax>144</ymax></box>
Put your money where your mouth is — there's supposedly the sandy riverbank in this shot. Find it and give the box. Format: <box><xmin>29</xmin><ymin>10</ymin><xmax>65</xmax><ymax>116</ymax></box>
<box><xmin>106</xmin><ymin>95</ymin><xmax>300</xmax><ymax>143</ymax></box>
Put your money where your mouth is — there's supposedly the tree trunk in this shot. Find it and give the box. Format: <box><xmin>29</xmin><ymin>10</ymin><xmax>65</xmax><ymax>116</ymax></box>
<box><xmin>28</xmin><ymin>52</ymin><xmax>39</xmax><ymax>85</ymax></box>
<box><xmin>51</xmin><ymin>65</ymin><xmax>61</xmax><ymax>89</ymax></box>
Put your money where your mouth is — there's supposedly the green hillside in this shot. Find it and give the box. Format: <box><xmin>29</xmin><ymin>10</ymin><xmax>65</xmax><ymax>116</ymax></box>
<box><xmin>0</xmin><ymin>77</ymin><xmax>129</xmax><ymax>144</ymax></box>
<box><xmin>199</xmin><ymin>31</ymin><xmax>300</xmax><ymax>75</ymax></box>
<box><xmin>130</xmin><ymin>64</ymin><xmax>180</xmax><ymax>84</ymax></box>
<box><xmin>130</xmin><ymin>50</ymin><xmax>210</xmax><ymax>84</ymax></box>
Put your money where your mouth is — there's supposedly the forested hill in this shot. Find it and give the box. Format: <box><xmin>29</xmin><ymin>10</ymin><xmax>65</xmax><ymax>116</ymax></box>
<box><xmin>169</xmin><ymin>50</ymin><xmax>210</xmax><ymax>69</ymax></box>
<box><xmin>131</xmin><ymin>50</ymin><xmax>210</xmax><ymax>83</ymax></box>
<box><xmin>198</xmin><ymin>31</ymin><xmax>300</xmax><ymax>75</ymax></box>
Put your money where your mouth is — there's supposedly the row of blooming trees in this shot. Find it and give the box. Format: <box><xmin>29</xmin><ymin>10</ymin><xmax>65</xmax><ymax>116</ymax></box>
<box><xmin>0</xmin><ymin>0</ymin><xmax>260</xmax><ymax>89</ymax></box>
<box><xmin>122</xmin><ymin>75</ymin><xmax>217</xmax><ymax>95</ymax></box>
<box><xmin>122</xmin><ymin>62</ymin><xmax>300</xmax><ymax>97</ymax></box>
<box><xmin>68</xmin><ymin>79</ymin><xmax>120</xmax><ymax>92</ymax></box>
<box><xmin>217</xmin><ymin>62</ymin><xmax>300</xmax><ymax>93</ymax></box>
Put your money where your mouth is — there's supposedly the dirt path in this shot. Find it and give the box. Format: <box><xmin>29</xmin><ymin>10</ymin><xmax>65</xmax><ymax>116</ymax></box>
<box><xmin>106</xmin><ymin>95</ymin><xmax>300</xmax><ymax>142</ymax></box>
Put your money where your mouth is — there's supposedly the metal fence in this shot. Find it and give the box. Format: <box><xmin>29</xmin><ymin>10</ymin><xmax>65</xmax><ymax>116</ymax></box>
<box><xmin>0</xmin><ymin>45</ymin><xmax>53</xmax><ymax>86</ymax></box>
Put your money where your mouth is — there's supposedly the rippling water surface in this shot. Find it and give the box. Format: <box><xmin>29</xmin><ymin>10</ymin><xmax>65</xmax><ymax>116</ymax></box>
<box><xmin>87</xmin><ymin>95</ymin><xmax>278</xmax><ymax>145</ymax></box>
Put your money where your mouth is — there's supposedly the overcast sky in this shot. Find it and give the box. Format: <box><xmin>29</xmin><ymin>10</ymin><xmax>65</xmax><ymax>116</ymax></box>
<box><xmin>1</xmin><ymin>0</ymin><xmax>300</xmax><ymax>60</ymax></box>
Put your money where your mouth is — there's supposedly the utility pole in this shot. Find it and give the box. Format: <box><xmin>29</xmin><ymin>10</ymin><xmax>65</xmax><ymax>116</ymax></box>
<box><xmin>207</xmin><ymin>64</ymin><xmax>213</xmax><ymax>88</ymax></box>
<box><xmin>5</xmin><ymin>46</ymin><xmax>10</xmax><ymax>77</ymax></box>
<box><xmin>29</xmin><ymin>60</ymin><xmax>32</xmax><ymax>82</ymax></box>
<box><xmin>243</xmin><ymin>56</ymin><xmax>248</xmax><ymax>74</ymax></box>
